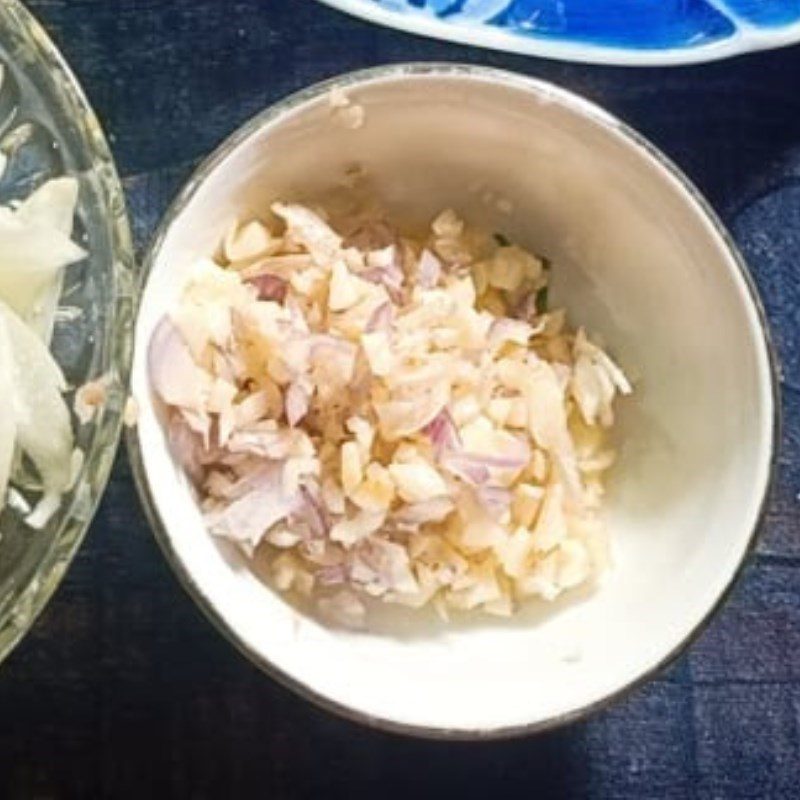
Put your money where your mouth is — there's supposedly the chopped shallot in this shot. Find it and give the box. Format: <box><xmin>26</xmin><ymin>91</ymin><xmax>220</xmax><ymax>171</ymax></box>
<box><xmin>249</xmin><ymin>273</ymin><xmax>288</xmax><ymax>302</ymax></box>
<box><xmin>148</xmin><ymin>200</ymin><xmax>632</xmax><ymax>626</ymax></box>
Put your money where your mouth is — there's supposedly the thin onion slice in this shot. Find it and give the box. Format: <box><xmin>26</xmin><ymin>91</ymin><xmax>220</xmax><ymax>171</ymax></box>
<box><xmin>0</xmin><ymin>301</ymin><xmax>74</xmax><ymax>513</ymax></box>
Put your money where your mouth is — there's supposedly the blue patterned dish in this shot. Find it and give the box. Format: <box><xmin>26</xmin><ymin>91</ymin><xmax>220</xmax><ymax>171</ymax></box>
<box><xmin>317</xmin><ymin>0</ymin><xmax>800</xmax><ymax>65</ymax></box>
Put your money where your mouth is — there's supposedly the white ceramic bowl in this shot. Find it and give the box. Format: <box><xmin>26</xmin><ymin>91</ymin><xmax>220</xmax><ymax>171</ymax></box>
<box><xmin>129</xmin><ymin>65</ymin><xmax>778</xmax><ymax>738</ymax></box>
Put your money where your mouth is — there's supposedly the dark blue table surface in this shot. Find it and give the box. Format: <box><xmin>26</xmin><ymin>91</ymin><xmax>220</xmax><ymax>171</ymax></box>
<box><xmin>1</xmin><ymin>1</ymin><xmax>799</xmax><ymax>797</ymax></box>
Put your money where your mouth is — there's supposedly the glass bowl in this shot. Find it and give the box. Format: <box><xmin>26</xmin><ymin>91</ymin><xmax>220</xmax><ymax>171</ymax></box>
<box><xmin>0</xmin><ymin>1</ymin><xmax>134</xmax><ymax>665</ymax></box>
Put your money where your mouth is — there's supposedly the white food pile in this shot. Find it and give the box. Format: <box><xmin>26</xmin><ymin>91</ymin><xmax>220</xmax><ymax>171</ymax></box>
<box><xmin>149</xmin><ymin>201</ymin><xmax>631</xmax><ymax>627</ymax></box>
<box><xmin>0</xmin><ymin>174</ymin><xmax>85</xmax><ymax>527</ymax></box>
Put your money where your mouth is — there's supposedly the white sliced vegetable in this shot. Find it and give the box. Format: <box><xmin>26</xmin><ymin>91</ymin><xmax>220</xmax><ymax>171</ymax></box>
<box><xmin>0</xmin><ymin>301</ymin><xmax>74</xmax><ymax>508</ymax></box>
<box><xmin>0</xmin><ymin>207</ymin><xmax>85</xmax><ymax>318</ymax></box>
<box><xmin>148</xmin><ymin>316</ymin><xmax>212</xmax><ymax>409</ymax></box>
<box><xmin>14</xmin><ymin>177</ymin><xmax>80</xmax><ymax>341</ymax></box>
<box><xmin>16</xmin><ymin>176</ymin><xmax>79</xmax><ymax>234</ymax></box>
<box><xmin>0</xmin><ymin>175</ymin><xmax>84</xmax><ymax>525</ymax></box>
<box><xmin>0</xmin><ymin>318</ymin><xmax>17</xmax><ymax>511</ymax></box>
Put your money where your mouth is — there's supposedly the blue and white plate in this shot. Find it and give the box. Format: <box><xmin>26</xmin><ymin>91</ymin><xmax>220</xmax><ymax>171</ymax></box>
<box><xmin>317</xmin><ymin>0</ymin><xmax>800</xmax><ymax>65</ymax></box>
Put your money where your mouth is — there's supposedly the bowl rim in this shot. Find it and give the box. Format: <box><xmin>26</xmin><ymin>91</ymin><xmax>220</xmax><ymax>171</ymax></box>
<box><xmin>127</xmin><ymin>62</ymin><xmax>781</xmax><ymax>740</ymax></box>
<box><xmin>0</xmin><ymin>1</ymin><xmax>135</xmax><ymax>666</ymax></box>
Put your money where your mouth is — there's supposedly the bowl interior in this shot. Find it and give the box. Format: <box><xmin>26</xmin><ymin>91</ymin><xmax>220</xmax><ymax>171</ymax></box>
<box><xmin>131</xmin><ymin>67</ymin><xmax>775</xmax><ymax>734</ymax></box>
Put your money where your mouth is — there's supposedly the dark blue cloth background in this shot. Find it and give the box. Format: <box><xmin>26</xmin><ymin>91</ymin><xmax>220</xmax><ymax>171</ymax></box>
<box><xmin>1</xmin><ymin>1</ymin><xmax>798</xmax><ymax>797</ymax></box>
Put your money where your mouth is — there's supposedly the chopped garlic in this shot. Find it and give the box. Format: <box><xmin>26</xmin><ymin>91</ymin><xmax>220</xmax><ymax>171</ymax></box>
<box><xmin>341</xmin><ymin>441</ymin><xmax>363</xmax><ymax>494</ymax></box>
<box><xmin>74</xmin><ymin>375</ymin><xmax>110</xmax><ymax>425</ymax></box>
<box><xmin>388</xmin><ymin>461</ymin><xmax>449</xmax><ymax>504</ymax></box>
<box><xmin>123</xmin><ymin>396</ymin><xmax>139</xmax><ymax>427</ymax></box>
<box><xmin>224</xmin><ymin>219</ymin><xmax>278</xmax><ymax>263</ymax></box>
<box><xmin>350</xmin><ymin>463</ymin><xmax>395</xmax><ymax>511</ymax></box>
<box><xmin>149</xmin><ymin>199</ymin><xmax>632</xmax><ymax>626</ymax></box>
